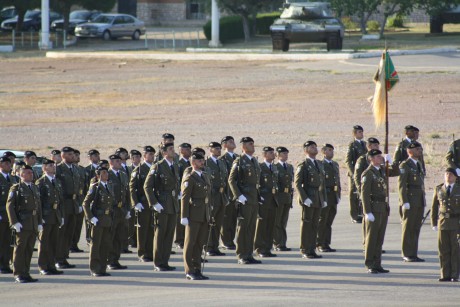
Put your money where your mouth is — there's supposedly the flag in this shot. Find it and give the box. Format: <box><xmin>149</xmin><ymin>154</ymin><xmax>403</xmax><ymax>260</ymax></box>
<box><xmin>369</xmin><ymin>51</ymin><xmax>399</xmax><ymax>128</ymax></box>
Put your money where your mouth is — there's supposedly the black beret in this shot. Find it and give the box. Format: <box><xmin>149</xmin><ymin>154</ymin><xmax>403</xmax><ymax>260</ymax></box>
<box><xmin>262</xmin><ymin>146</ymin><xmax>274</xmax><ymax>152</ymax></box>
<box><xmin>0</xmin><ymin>156</ymin><xmax>11</xmax><ymax>163</ymax></box>
<box><xmin>2</xmin><ymin>151</ymin><xmax>16</xmax><ymax>158</ymax></box>
<box><xmin>61</xmin><ymin>146</ymin><xmax>74</xmax><ymax>153</ymax></box>
<box><xmin>109</xmin><ymin>154</ymin><xmax>121</xmax><ymax>160</ymax></box>
<box><xmin>88</xmin><ymin>149</ymin><xmax>100</xmax><ymax>156</ymax></box>
<box><xmin>445</xmin><ymin>168</ymin><xmax>459</xmax><ymax>178</ymax></box>
<box><xmin>407</xmin><ymin>142</ymin><xmax>422</xmax><ymax>149</ymax></box>
<box><xmin>161</xmin><ymin>143</ymin><xmax>174</xmax><ymax>151</ymax></box>
<box><xmin>192</xmin><ymin>147</ymin><xmax>206</xmax><ymax>155</ymax></box>
<box><xmin>221</xmin><ymin>136</ymin><xmax>234</xmax><ymax>144</ymax></box>
<box><xmin>323</xmin><ymin>143</ymin><xmax>334</xmax><ymax>150</ymax></box>
<box><xmin>368</xmin><ymin>149</ymin><xmax>382</xmax><ymax>157</ymax></box>
<box><xmin>98</xmin><ymin>159</ymin><xmax>109</xmax><ymax>166</ymax></box>
<box><xmin>209</xmin><ymin>142</ymin><xmax>221</xmax><ymax>148</ymax></box>
<box><xmin>404</xmin><ymin>125</ymin><xmax>416</xmax><ymax>131</ymax></box>
<box><xmin>24</xmin><ymin>151</ymin><xmax>37</xmax><ymax>158</ymax></box>
<box><xmin>179</xmin><ymin>143</ymin><xmax>191</xmax><ymax>149</ymax></box>
<box><xmin>96</xmin><ymin>166</ymin><xmax>108</xmax><ymax>173</ymax></box>
<box><xmin>115</xmin><ymin>147</ymin><xmax>128</xmax><ymax>154</ymax></box>
<box><xmin>74</xmin><ymin>149</ymin><xmax>80</xmax><ymax>155</ymax></box>
<box><xmin>51</xmin><ymin>149</ymin><xmax>61</xmax><ymax>155</ymax></box>
<box><xmin>143</xmin><ymin>146</ymin><xmax>155</xmax><ymax>153</ymax></box>
<box><xmin>303</xmin><ymin>141</ymin><xmax>317</xmax><ymax>148</ymax></box>
<box><xmin>240</xmin><ymin>137</ymin><xmax>254</xmax><ymax>143</ymax></box>
<box><xmin>367</xmin><ymin>137</ymin><xmax>380</xmax><ymax>144</ymax></box>
<box><xmin>353</xmin><ymin>125</ymin><xmax>364</xmax><ymax>131</ymax></box>
<box><xmin>42</xmin><ymin>158</ymin><xmax>55</xmax><ymax>165</ymax></box>
<box><xmin>21</xmin><ymin>165</ymin><xmax>33</xmax><ymax>170</ymax></box>
<box><xmin>130</xmin><ymin>149</ymin><xmax>141</xmax><ymax>156</ymax></box>
<box><xmin>162</xmin><ymin>133</ymin><xmax>175</xmax><ymax>140</ymax></box>
<box><xmin>276</xmin><ymin>146</ymin><xmax>289</xmax><ymax>153</ymax></box>
<box><xmin>191</xmin><ymin>153</ymin><xmax>205</xmax><ymax>160</ymax></box>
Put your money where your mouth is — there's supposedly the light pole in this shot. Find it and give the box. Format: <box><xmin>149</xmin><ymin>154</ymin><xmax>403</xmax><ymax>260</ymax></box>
<box><xmin>209</xmin><ymin>0</ymin><xmax>221</xmax><ymax>48</ymax></box>
<box><xmin>40</xmin><ymin>0</ymin><xmax>51</xmax><ymax>49</ymax></box>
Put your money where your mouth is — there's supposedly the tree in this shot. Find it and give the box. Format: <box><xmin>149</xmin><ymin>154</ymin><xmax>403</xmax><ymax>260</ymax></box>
<box><xmin>217</xmin><ymin>0</ymin><xmax>260</xmax><ymax>42</ymax></box>
<box><xmin>79</xmin><ymin>0</ymin><xmax>116</xmax><ymax>13</ymax></box>
<box><xmin>416</xmin><ymin>0</ymin><xmax>460</xmax><ymax>15</ymax></box>
<box><xmin>329</xmin><ymin>0</ymin><xmax>381</xmax><ymax>34</ymax></box>
<box><xmin>378</xmin><ymin>0</ymin><xmax>414</xmax><ymax>36</ymax></box>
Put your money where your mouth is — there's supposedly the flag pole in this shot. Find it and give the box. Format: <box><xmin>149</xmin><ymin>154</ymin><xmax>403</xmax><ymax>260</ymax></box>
<box><xmin>384</xmin><ymin>48</ymin><xmax>390</xmax><ymax>207</ymax></box>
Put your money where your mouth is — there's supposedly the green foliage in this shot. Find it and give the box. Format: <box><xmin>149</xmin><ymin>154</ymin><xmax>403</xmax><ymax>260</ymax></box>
<box><xmin>387</xmin><ymin>14</ymin><xmax>405</xmax><ymax>28</ymax></box>
<box><xmin>367</xmin><ymin>20</ymin><xmax>380</xmax><ymax>32</ymax></box>
<box><xmin>341</xmin><ymin>16</ymin><xmax>359</xmax><ymax>30</ymax></box>
<box><xmin>255</xmin><ymin>12</ymin><xmax>280</xmax><ymax>34</ymax></box>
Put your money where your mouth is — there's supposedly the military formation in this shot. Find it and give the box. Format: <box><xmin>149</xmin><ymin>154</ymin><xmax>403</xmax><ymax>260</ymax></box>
<box><xmin>0</xmin><ymin>127</ymin><xmax>459</xmax><ymax>283</ymax></box>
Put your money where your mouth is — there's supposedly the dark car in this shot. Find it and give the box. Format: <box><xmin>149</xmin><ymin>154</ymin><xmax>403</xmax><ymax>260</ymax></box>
<box><xmin>51</xmin><ymin>10</ymin><xmax>101</xmax><ymax>34</ymax></box>
<box><xmin>430</xmin><ymin>6</ymin><xmax>460</xmax><ymax>33</ymax></box>
<box><xmin>270</xmin><ymin>2</ymin><xmax>344</xmax><ymax>52</ymax></box>
<box><xmin>1</xmin><ymin>9</ymin><xmax>62</xmax><ymax>32</ymax></box>
<box><xmin>0</xmin><ymin>7</ymin><xmax>17</xmax><ymax>24</ymax></box>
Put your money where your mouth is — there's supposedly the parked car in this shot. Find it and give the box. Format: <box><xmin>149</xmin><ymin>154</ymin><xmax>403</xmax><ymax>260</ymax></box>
<box><xmin>74</xmin><ymin>13</ymin><xmax>146</xmax><ymax>40</ymax></box>
<box><xmin>51</xmin><ymin>10</ymin><xmax>101</xmax><ymax>34</ymax></box>
<box><xmin>0</xmin><ymin>6</ymin><xmax>17</xmax><ymax>24</ymax></box>
<box><xmin>430</xmin><ymin>6</ymin><xmax>460</xmax><ymax>33</ymax></box>
<box><xmin>1</xmin><ymin>9</ymin><xmax>62</xmax><ymax>32</ymax></box>
<box><xmin>270</xmin><ymin>2</ymin><xmax>344</xmax><ymax>52</ymax></box>
<box><xmin>0</xmin><ymin>149</ymin><xmax>44</xmax><ymax>177</ymax></box>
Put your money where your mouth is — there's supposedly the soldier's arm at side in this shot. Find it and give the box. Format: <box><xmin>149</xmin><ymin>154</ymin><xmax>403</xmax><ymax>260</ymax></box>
<box><xmin>294</xmin><ymin>164</ymin><xmax>308</xmax><ymax>204</ymax></box>
<box><xmin>431</xmin><ymin>187</ymin><xmax>440</xmax><ymax>228</ymax></box>
<box><xmin>360</xmin><ymin>171</ymin><xmax>372</xmax><ymax>214</ymax></box>
<box><xmin>82</xmin><ymin>184</ymin><xmax>97</xmax><ymax>220</ymax></box>
<box><xmin>353</xmin><ymin>158</ymin><xmax>364</xmax><ymax>195</ymax></box>
<box><xmin>6</xmin><ymin>185</ymin><xmax>19</xmax><ymax>226</ymax></box>
<box><xmin>345</xmin><ymin>143</ymin><xmax>355</xmax><ymax>175</ymax></box>
<box><xmin>445</xmin><ymin>142</ymin><xmax>458</xmax><ymax>169</ymax></box>
<box><xmin>398</xmin><ymin>163</ymin><xmax>409</xmax><ymax>205</ymax></box>
<box><xmin>181</xmin><ymin>176</ymin><xmax>193</xmax><ymax>219</ymax></box>
<box><xmin>143</xmin><ymin>166</ymin><xmax>159</xmax><ymax>208</ymax></box>
<box><xmin>228</xmin><ymin>162</ymin><xmax>243</xmax><ymax>200</ymax></box>
<box><xmin>129</xmin><ymin>166</ymin><xmax>141</xmax><ymax>208</ymax></box>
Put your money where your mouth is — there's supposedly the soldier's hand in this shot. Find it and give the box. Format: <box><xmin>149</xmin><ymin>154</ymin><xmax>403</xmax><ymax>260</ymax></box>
<box><xmin>37</xmin><ymin>225</ymin><xmax>43</xmax><ymax>233</ymax></box>
<box><xmin>238</xmin><ymin>195</ymin><xmax>248</xmax><ymax>205</ymax></box>
<box><xmin>365</xmin><ymin>213</ymin><xmax>375</xmax><ymax>222</ymax></box>
<box><xmin>322</xmin><ymin>201</ymin><xmax>328</xmax><ymax>208</ymax></box>
<box><xmin>402</xmin><ymin>203</ymin><xmax>410</xmax><ymax>210</ymax></box>
<box><xmin>180</xmin><ymin>217</ymin><xmax>189</xmax><ymax>226</ymax></box>
<box><xmin>42</xmin><ymin>219</ymin><xmax>45</xmax><ymax>224</ymax></box>
<box><xmin>384</xmin><ymin>154</ymin><xmax>393</xmax><ymax>164</ymax></box>
<box><xmin>432</xmin><ymin>226</ymin><xmax>438</xmax><ymax>231</ymax></box>
<box><xmin>125</xmin><ymin>211</ymin><xmax>131</xmax><ymax>220</ymax></box>
<box><xmin>153</xmin><ymin>203</ymin><xmax>164</xmax><ymax>213</ymax></box>
<box><xmin>61</xmin><ymin>218</ymin><xmax>64</xmax><ymax>227</ymax></box>
<box><xmin>13</xmin><ymin>222</ymin><xmax>22</xmax><ymax>233</ymax></box>
<box><xmin>134</xmin><ymin>203</ymin><xmax>144</xmax><ymax>212</ymax></box>
<box><xmin>90</xmin><ymin>217</ymin><xmax>98</xmax><ymax>225</ymax></box>
<box><xmin>303</xmin><ymin>198</ymin><xmax>312</xmax><ymax>207</ymax></box>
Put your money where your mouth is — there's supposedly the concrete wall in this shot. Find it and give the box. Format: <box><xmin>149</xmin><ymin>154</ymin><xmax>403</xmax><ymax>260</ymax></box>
<box><xmin>138</xmin><ymin>0</ymin><xmax>186</xmax><ymax>24</ymax></box>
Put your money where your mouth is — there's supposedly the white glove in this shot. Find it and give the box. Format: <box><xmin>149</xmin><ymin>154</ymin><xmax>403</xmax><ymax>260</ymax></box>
<box><xmin>303</xmin><ymin>198</ymin><xmax>312</xmax><ymax>207</ymax></box>
<box><xmin>180</xmin><ymin>217</ymin><xmax>189</xmax><ymax>226</ymax></box>
<box><xmin>402</xmin><ymin>203</ymin><xmax>410</xmax><ymax>210</ymax></box>
<box><xmin>260</xmin><ymin>196</ymin><xmax>265</xmax><ymax>202</ymax></box>
<box><xmin>37</xmin><ymin>225</ymin><xmax>43</xmax><ymax>232</ymax></box>
<box><xmin>90</xmin><ymin>217</ymin><xmax>98</xmax><ymax>225</ymax></box>
<box><xmin>153</xmin><ymin>203</ymin><xmax>164</xmax><ymax>213</ymax></box>
<box><xmin>384</xmin><ymin>154</ymin><xmax>393</xmax><ymax>164</ymax></box>
<box><xmin>432</xmin><ymin>226</ymin><xmax>438</xmax><ymax>231</ymax></box>
<box><xmin>42</xmin><ymin>219</ymin><xmax>45</xmax><ymax>224</ymax></box>
<box><xmin>238</xmin><ymin>195</ymin><xmax>247</xmax><ymax>205</ymax></box>
<box><xmin>322</xmin><ymin>201</ymin><xmax>328</xmax><ymax>208</ymax></box>
<box><xmin>61</xmin><ymin>218</ymin><xmax>64</xmax><ymax>227</ymax></box>
<box><xmin>78</xmin><ymin>206</ymin><xmax>83</xmax><ymax>214</ymax></box>
<box><xmin>134</xmin><ymin>203</ymin><xmax>144</xmax><ymax>212</ymax></box>
<box><xmin>365</xmin><ymin>213</ymin><xmax>375</xmax><ymax>222</ymax></box>
<box><xmin>456</xmin><ymin>168</ymin><xmax>460</xmax><ymax>177</ymax></box>
<box><xmin>13</xmin><ymin>222</ymin><xmax>22</xmax><ymax>233</ymax></box>
<box><xmin>125</xmin><ymin>211</ymin><xmax>131</xmax><ymax>219</ymax></box>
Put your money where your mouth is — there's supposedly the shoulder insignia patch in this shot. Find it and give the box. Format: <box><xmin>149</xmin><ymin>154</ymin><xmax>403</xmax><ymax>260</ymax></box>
<box><xmin>9</xmin><ymin>191</ymin><xmax>14</xmax><ymax>198</ymax></box>
<box><xmin>362</xmin><ymin>176</ymin><xmax>367</xmax><ymax>183</ymax></box>
<box><xmin>184</xmin><ymin>181</ymin><xmax>189</xmax><ymax>188</ymax></box>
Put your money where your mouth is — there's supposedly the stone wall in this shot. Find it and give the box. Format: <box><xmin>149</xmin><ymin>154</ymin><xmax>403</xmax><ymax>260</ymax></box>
<box><xmin>137</xmin><ymin>1</ymin><xmax>186</xmax><ymax>24</ymax></box>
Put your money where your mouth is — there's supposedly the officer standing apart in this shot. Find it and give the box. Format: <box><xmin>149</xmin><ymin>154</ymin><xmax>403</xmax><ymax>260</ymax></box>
<box><xmin>180</xmin><ymin>153</ymin><xmax>212</xmax><ymax>280</ymax></box>
<box><xmin>83</xmin><ymin>166</ymin><xmax>113</xmax><ymax>277</ymax></box>
<box><xmin>228</xmin><ymin>137</ymin><xmax>262</xmax><ymax>264</ymax></box>
<box><xmin>398</xmin><ymin>142</ymin><xmax>426</xmax><ymax>262</ymax></box>
<box><xmin>7</xmin><ymin>165</ymin><xmax>43</xmax><ymax>283</ymax></box>
<box><xmin>144</xmin><ymin>143</ymin><xmax>180</xmax><ymax>271</ymax></box>
<box><xmin>445</xmin><ymin>137</ymin><xmax>460</xmax><ymax>183</ymax></box>
<box><xmin>361</xmin><ymin>149</ymin><xmax>390</xmax><ymax>274</ymax></box>
<box><xmin>295</xmin><ymin>141</ymin><xmax>327</xmax><ymax>259</ymax></box>
<box><xmin>431</xmin><ymin>168</ymin><xmax>460</xmax><ymax>282</ymax></box>
<box><xmin>175</xmin><ymin>143</ymin><xmax>192</xmax><ymax>250</ymax></box>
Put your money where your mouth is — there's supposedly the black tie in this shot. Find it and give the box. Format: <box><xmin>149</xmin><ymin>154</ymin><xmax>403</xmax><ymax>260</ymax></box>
<box><xmin>69</xmin><ymin>166</ymin><xmax>73</xmax><ymax>174</ymax></box>
<box><xmin>283</xmin><ymin>163</ymin><xmax>287</xmax><ymax>170</ymax></box>
<box><xmin>105</xmin><ymin>184</ymin><xmax>110</xmax><ymax>194</ymax></box>
<box><xmin>116</xmin><ymin>171</ymin><xmax>121</xmax><ymax>181</ymax></box>
<box><xmin>124</xmin><ymin>165</ymin><xmax>129</xmax><ymax>173</ymax></box>
<box><xmin>170</xmin><ymin>164</ymin><xmax>175</xmax><ymax>175</ymax></box>
<box><xmin>417</xmin><ymin>162</ymin><xmax>422</xmax><ymax>174</ymax></box>
<box><xmin>314</xmin><ymin>160</ymin><xmax>320</xmax><ymax>171</ymax></box>
<box><xmin>447</xmin><ymin>185</ymin><xmax>451</xmax><ymax>197</ymax></box>
<box><xmin>51</xmin><ymin>179</ymin><xmax>55</xmax><ymax>186</ymax></box>
<box><xmin>269</xmin><ymin>164</ymin><xmax>272</xmax><ymax>171</ymax></box>
<box><xmin>215</xmin><ymin>159</ymin><xmax>219</xmax><ymax>166</ymax></box>
<box><xmin>28</xmin><ymin>184</ymin><xmax>33</xmax><ymax>192</ymax></box>
<box><xmin>6</xmin><ymin>174</ymin><xmax>10</xmax><ymax>182</ymax></box>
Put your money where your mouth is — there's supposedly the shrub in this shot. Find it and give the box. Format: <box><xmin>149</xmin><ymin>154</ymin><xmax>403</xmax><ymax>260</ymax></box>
<box><xmin>341</xmin><ymin>16</ymin><xmax>358</xmax><ymax>30</ymax></box>
<box><xmin>387</xmin><ymin>14</ymin><xmax>405</xmax><ymax>28</ymax></box>
<box><xmin>256</xmin><ymin>12</ymin><xmax>281</xmax><ymax>35</ymax></box>
<box><xmin>367</xmin><ymin>20</ymin><xmax>380</xmax><ymax>32</ymax></box>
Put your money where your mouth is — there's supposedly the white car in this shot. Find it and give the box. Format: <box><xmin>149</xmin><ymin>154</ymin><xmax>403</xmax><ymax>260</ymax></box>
<box><xmin>75</xmin><ymin>13</ymin><xmax>146</xmax><ymax>40</ymax></box>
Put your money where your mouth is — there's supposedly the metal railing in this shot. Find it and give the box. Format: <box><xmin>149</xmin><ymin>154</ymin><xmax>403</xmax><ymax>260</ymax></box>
<box><xmin>144</xmin><ymin>29</ymin><xmax>204</xmax><ymax>50</ymax></box>
<box><xmin>0</xmin><ymin>30</ymin><xmax>71</xmax><ymax>50</ymax></box>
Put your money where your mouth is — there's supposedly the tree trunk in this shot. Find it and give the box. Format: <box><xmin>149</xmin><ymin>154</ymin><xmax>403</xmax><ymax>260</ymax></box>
<box><xmin>359</xmin><ymin>15</ymin><xmax>367</xmax><ymax>34</ymax></box>
<box><xmin>379</xmin><ymin>15</ymin><xmax>388</xmax><ymax>37</ymax></box>
<box><xmin>16</xmin><ymin>9</ymin><xmax>26</xmax><ymax>32</ymax></box>
<box><xmin>251</xmin><ymin>11</ymin><xmax>257</xmax><ymax>37</ymax></box>
<box><xmin>63</xmin><ymin>5</ymin><xmax>71</xmax><ymax>36</ymax></box>
<box><xmin>241</xmin><ymin>14</ymin><xmax>250</xmax><ymax>42</ymax></box>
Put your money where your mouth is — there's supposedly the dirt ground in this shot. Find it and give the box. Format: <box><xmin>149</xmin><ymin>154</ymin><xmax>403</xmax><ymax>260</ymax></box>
<box><xmin>1</xmin><ymin>54</ymin><xmax>459</xmax><ymax>192</ymax></box>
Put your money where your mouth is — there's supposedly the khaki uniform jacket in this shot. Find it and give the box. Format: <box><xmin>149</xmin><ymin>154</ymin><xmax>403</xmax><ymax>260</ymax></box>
<box><xmin>445</xmin><ymin>139</ymin><xmax>460</xmax><ymax>169</ymax></box>
<box><xmin>259</xmin><ymin>162</ymin><xmax>279</xmax><ymax>205</ymax></box>
<box><xmin>181</xmin><ymin>171</ymin><xmax>211</xmax><ymax>223</ymax></box>
<box><xmin>393</xmin><ymin>139</ymin><xmax>426</xmax><ymax>173</ymax></box>
<box><xmin>178</xmin><ymin>158</ymin><xmax>191</xmax><ymax>183</ymax></box>
<box><xmin>275</xmin><ymin>162</ymin><xmax>294</xmax><ymax>205</ymax></box>
<box><xmin>84</xmin><ymin>164</ymin><xmax>97</xmax><ymax>192</ymax></box>
<box><xmin>398</xmin><ymin>159</ymin><xmax>425</xmax><ymax>207</ymax></box>
<box><xmin>361</xmin><ymin>166</ymin><xmax>389</xmax><ymax>214</ymax></box>
<box><xmin>431</xmin><ymin>183</ymin><xmax>460</xmax><ymax>230</ymax></box>
<box><xmin>129</xmin><ymin>162</ymin><xmax>150</xmax><ymax>207</ymax></box>
<box><xmin>205</xmin><ymin>157</ymin><xmax>229</xmax><ymax>208</ymax></box>
<box><xmin>76</xmin><ymin>164</ymin><xmax>86</xmax><ymax>202</ymax></box>
<box><xmin>35</xmin><ymin>176</ymin><xmax>63</xmax><ymax>225</ymax></box>
<box><xmin>83</xmin><ymin>182</ymin><xmax>115</xmax><ymax>228</ymax></box>
<box><xmin>322</xmin><ymin>159</ymin><xmax>341</xmax><ymax>202</ymax></box>
<box><xmin>294</xmin><ymin>158</ymin><xmax>327</xmax><ymax>208</ymax></box>
<box><xmin>108</xmin><ymin>169</ymin><xmax>130</xmax><ymax>214</ymax></box>
<box><xmin>219</xmin><ymin>152</ymin><xmax>239</xmax><ymax>200</ymax></box>
<box><xmin>56</xmin><ymin>162</ymin><xmax>81</xmax><ymax>214</ymax></box>
<box><xmin>6</xmin><ymin>182</ymin><xmax>42</xmax><ymax>231</ymax></box>
<box><xmin>0</xmin><ymin>173</ymin><xmax>18</xmax><ymax>221</ymax></box>
<box><xmin>144</xmin><ymin>159</ymin><xmax>180</xmax><ymax>214</ymax></box>
<box><xmin>346</xmin><ymin>140</ymin><xmax>367</xmax><ymax>176</ymax></box>
<box><xmin>354</xmin><ymin>154</ymin><xmax>370</xmax><ymax>195</ymax></box>
<box><xmin>228</xmin><ymin>155</ymin><xmax>261</xmax><ymax>204</ymax></box>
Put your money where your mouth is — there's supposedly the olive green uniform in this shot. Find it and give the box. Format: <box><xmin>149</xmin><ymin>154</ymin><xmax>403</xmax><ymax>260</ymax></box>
<box><xmin>107</xmin><ymin>169</ymin><xmax>130</xmax><ymax>265</ymax></box>
<box><xmin>445</xmin><ymin>139</ymin><xmax>460</xmax><ymax>183</ymax></box>
<box><xmin>0</xmin><ymin>172</ymin><xmax>18</xmax><ymax>272</ymax></box>
<box><xmin>71</xmin><ymin>164</ymin><xmax>86</xmax><ymax>250</ymax></box>
<box><xmin>228</xmin><ymin>154</ymin><xmax>261</xmax><ymax>260</ymax></box>
<box><xmin>317</xmin><ymin>159</ymin><xmax>341</xmax><ymax>249</ymax></box>
<box><xmin>205</xmin><ymin>157</ymin><xmax>229</xmax><ymax>252</ymax></box>
<box><xmin>398</xmin><ymin>158</ymin><xmax>425</xmax><ymax>258</ymax></box>
<box><xmin>129</xmin><ymin>162</ymin><xmax>153</xmax><ymax>260</ymax></box>
<box><xmin>220</xmin><ymin>152</ymin><xmax>239</xmax><ymax>248</ymax></box>
<box><xmin>83</xmin><ymin>181</ymin><xmax>114</xmax><ymax>275</ymax></box>
<box><xmin>175</xmin><ymin>158</ymin><xmax>191</xmax><ymax>248</ymax></box>
<box><xmin>295</xmin><ymin>158</ymin><xmax>327</xmax><ymax>255</ymax></box>
<box><xmin>393</xmin><ymin>138</ymin><xmax>425</xmax><ymax>172</ymax></box>
<box><xmin>7</xmin><ymin>181</ymin><xmax>42</xmax><ymax>278</ymax></box>
<box><xmin>126</xmin><ymin>164</ymin><xmax>139</xmax><ymax>248</ymax></box>
<box><xmin>144</xmin><ymin>159</ymin><xmax>180</xmax><ymax>268</ymax></box>
<box><xmin>431</xmin><ymin>183</ymin><xmax>460</xmax><ymax>280</ymax></box>
<box><xmin>346</xmin><ymin>140</ymin><xmax>367</xmax><ymax>220</ymax></box>
<box><xmin>181</xmin><ymin>170</ymin><xmax>211</xmax><ymax>274</ymax></box>
<box><xmin>361</xmin><ymin>165</ymin><xmax>389</xmax><ymax>270</ymax></box>
<box><xmin>36</xmin><ymin>175</ymin><xmax>63</xmax><ymax>271</ymax></box>
<box><xmin>273</xmin><ymin>161</ymin><xmax>293</xmax><ymax>249</ymax></box>
<box><xmin>55</xmin><ymin>162</ymin><xmax>81</xmax><ymax>264</ymax></box>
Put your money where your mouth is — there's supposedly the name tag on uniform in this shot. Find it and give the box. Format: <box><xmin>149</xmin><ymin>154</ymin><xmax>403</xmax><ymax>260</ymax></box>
<box><xmin>334</xmin><ymin>186</ymin><xmax>338</xmax><ymax>192</ymax></box>
<box><xmin>205</xmin><ymin>197</ymin><xmax>209</xmax><ymax>204</ymax></box>
<box><xmin>118</xmin><ymin>202</ymin><xmax>123</xmax><ymax>208</ymax></box>
<box><xmin>272</xmin><ymin>188</ymin><xmax>276</xmax><ymax>194</ymax></box>
<box><xmin>53</xmin><ymin>203</ymin><xmax>58</xmax><ymax>209</ymax></box>
<box><xmin>284</xmin><ymin>188</ymin><xmax>289</xmax><ymax>193</ymax></box>
<box><xmin>105</xmin><ymin>209</ymin><xmax>110</xmax><ymax>215</ymax></box>
<box><xmin>219</xmin><ymin>187</ymin><xmax>224</xmax><ymax>193</ymax></box>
